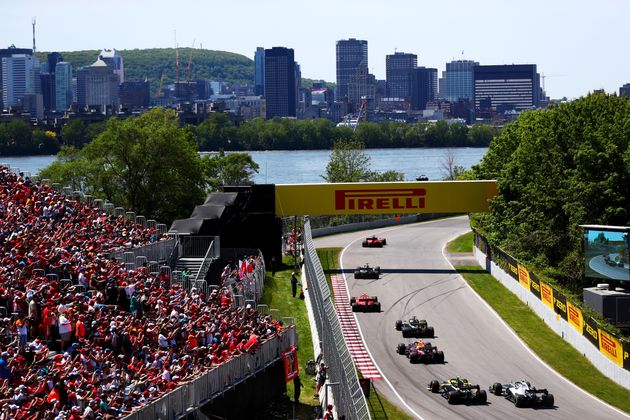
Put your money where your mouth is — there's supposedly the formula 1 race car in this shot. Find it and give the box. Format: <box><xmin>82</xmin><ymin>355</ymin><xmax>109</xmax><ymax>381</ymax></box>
<box><xmin>396</xmin><ymin>340</ymin><xmax>444</xmax><ymax>364</ymax></box>
<box><xmin>362</xmin><ymin>235</ymin><xmax>387</xmax><ymax>248</ymax></box>
<box><xmin>350</xmin><ymin>294</ymin><xmax>381</xmax><ymax>312</ymax></box>
<box><xmin>354</xmin><ymin>263</ymin><xmax>381</xmax><ymax>279</ymax></box>
<box><xmin>395</xmin><ymin>316</ymin><xmax>435</xmax><ymax>338</ymax></box>
<box><xmin>428</xmin><ymin>377</ymin><xmax>487</xmax><ymax>405</ymax></box>
<box><xmin>489</xmin><ymin>380</ymin><xmax>554</xmax><ymax>408</ymax></box>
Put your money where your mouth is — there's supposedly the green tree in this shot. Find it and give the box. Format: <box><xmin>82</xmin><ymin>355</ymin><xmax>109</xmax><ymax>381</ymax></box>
<box><xmin>323</xmin><ymin>139</ymin><xmax>403</xmax><ymax>182</ymax></box>
<box><xmin>202</xmin><ymin>150</ymin><xmax>259</xmax><ymax>191</ymax></box>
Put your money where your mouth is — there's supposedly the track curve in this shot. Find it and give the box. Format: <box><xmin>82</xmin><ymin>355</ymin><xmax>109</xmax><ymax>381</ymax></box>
<box><xmin>314</xmin><ymin>216</ymin><xmax>628</xmax><ymax>420</ymax></box>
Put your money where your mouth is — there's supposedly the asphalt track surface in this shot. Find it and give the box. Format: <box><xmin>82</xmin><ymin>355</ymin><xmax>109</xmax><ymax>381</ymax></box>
<box><xmin>314</xmin><ymin>216</ymin><xmax>629</xmax><ymax>420</ymax></box>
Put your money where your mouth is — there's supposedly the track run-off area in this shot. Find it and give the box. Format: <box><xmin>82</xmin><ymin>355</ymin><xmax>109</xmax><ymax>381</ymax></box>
<box><xmin>314</xmin><ymin>216</ymin><xmax>629</xmax><ymax>420</ymax></box>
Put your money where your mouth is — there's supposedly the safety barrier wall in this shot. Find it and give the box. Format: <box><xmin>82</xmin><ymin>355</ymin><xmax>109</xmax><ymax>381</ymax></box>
<box><xmin>303</xmin><ymin>219</ymin><xmax>371</xmax><ymax>420</ymax></box>
<box><xmin>473</xmin><ymin>231</ymin><xmax>630</xmax><ymax>389</ymax></box>
<box><xmin>311</xmin><ymin>213</ymin><xmax>447</xmax><ymax>238</ymax></box>
<box><xmin>124</xmin><ymin>325</ymin><xmax>297</xmax><ymax>420</ymax></box>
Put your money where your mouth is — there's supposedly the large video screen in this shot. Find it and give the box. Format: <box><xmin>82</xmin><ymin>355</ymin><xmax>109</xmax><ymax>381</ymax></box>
<box><xmin>583</xmin><ymin>227</ymin><xmax>630</xmax><ymax>282</ymax></box>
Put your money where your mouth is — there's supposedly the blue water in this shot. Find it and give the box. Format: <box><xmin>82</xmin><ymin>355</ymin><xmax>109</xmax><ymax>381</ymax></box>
<box><xmin>1</xmin><ymin>147</ymin><xmax>487</xmax><ymax>184</ymax></box>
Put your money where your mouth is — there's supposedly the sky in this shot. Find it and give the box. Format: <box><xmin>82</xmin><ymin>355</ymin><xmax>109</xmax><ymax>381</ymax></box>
<box><xmin>2</xmin><ymin>0</ymin><xmax>629</xmax><ymax>99</ymax></box>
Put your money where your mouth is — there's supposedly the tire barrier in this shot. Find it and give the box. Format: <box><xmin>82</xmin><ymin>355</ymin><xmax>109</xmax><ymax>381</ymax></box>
<box><xmin>474</xmin><ymin>230</ymin><xmax>630</xmax><ymax>389</ymax></box>
<box><xmin>303</xmin><ymin>219</ymin><xmax>371</xmax><ymax>420</ymax></box>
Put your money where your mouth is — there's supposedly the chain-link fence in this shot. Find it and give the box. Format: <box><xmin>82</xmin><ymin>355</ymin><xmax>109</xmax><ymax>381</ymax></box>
<box><xmin>303</xmin><ymin>219</ymin><xmax>371</xmax><ymax>420</ymax></box>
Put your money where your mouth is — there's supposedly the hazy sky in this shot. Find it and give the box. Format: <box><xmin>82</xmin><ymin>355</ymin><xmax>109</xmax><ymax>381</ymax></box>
<box><xmin>2</xmin><ymin>0</ymin><xmax>629</xmax><ymax>99</ymax></box>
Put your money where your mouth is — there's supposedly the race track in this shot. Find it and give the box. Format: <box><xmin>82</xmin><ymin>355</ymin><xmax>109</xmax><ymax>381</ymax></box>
<box><xmin>314</xmin><ymin>216</ymin><xmax>628</xmax><ymax>420</ymax></box>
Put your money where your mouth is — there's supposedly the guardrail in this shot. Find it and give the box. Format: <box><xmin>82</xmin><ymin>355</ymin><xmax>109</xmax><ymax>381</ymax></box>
<box><xmin>123</xmin><ymin>325</ymin><xmax>297</xmax><ymax>420</ymax></box>
<box><xmin>303</xmin><ymin>219</ymin><xmax>371</xmax><ymax>420</ymax></box>
<box><xmin>473</xmin><ymin>230</ymin><xmax>630</xmax><ymax>389</ymax></box>
<box><xmin>109</xmin><ymin>238</ymin><xmax>177</xmax><ymax>267</ymax></box>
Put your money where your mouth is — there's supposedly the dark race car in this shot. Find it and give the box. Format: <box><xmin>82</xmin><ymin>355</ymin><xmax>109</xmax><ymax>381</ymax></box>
<box><xmin>354</xmin><ymin>263</ymin><xmax>381</xmax><ymax>279</ymax></box>
<box><xmin>350</xmin><ymin>294</ymin><xmax>381</xmax><ymax>312</ymax></box>
<box><xmin>428</xmin><ymin>377</ymin><xmax>487</xmax><ymax>405</ymax></box>
<box><xmin>395</xmin><ymin>316</ymin><xmax>435</xmax><ymax>338</ymax></box>
<box><xmin>396</xmin><ymin>340</ymin><xmax>444</xmax><ymax>364</ymax></box>
<box><xmin>489</xmin><ymin>380</ymin><xmax>554</xmax><ymax>408</ymax></box>
<box><xmin>362</xmin><ymin>235</ymin><xmax>387</xmax><ymax>248</ymax></box>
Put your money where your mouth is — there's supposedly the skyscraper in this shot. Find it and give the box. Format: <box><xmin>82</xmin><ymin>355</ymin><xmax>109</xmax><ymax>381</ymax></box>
<box><xmin>264</xmin><ymin>47</ymin><xmax>296</xmax><ymax>118</ymax></box>
<box><xmin>411</xmin><ymin>67</ymin><xmax>437</xmax><ymax>110</ymax></box>
<box><xmin>55</xmin><ymin>61</ymin><xmax>73</xmax><ymax>111</ymax></box>
<box><xmin>99</xmin><ymin>49</ymin><xmax>124</xmax><ymax>84</ymax></box>
<box><xmin>347</xmin><ymin>63</ymin><xmax>376</xmax><ymax>111</ymax></box>
<box><xmin>445</xmin><ymin>60</ymin><xmax>478</xmax><ymax>102</ymax></box>
<box><xmin>40</xmin><ymin>52</ymin><xmax>63</xmax><ymax>111</ymax></box>
<box><xmin>77</xmin><ymin>57</ymin><xmax>120</xmax><ymax>111</ymax></box>
<box><xmin>620</xmin><ymin>83</ymin><xmax>630</xmax><ymax>97</ymax></box>
<box><xmin>1</xmin><ymin>48</ymin><xmax>40</xmax><ymax>108</ymax></box>
<box><xmin>474</xmin><ymin>64</ymin><xmax>540</xmax><ymax>113</ymax></box>
<box><xmin>386</xmin><ymin>52</ymin><xmax>417</xmax><ymax>99</ymax></box>
<box><xmin>336</xmin><ymin>39</ymin><xmax>368</xmax><ymax>102</ymax></box>
<box><xmin>254</xmin><ymin>47</ymin><xmax>265</xmax><ymax>96</ymax></box>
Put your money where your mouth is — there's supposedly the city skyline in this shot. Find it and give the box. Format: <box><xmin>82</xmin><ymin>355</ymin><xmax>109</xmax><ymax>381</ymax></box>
<box><xmin>1</xmin><ymin>0</ymin><xmax>629</xmax><ymax>100</ymax></box>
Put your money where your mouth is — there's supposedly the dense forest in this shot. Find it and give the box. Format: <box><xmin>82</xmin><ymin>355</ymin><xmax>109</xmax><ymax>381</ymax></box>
<box><xmin>0</xmin><ymin>120</ymin><xmax>60</xmax><ymax>156</ymax></box>
<box><xmin>469</xmin><ymin>92</ymin><xmax>630</xmax><ymax>293</ymax></box>
<box><xmin>35</xmin><ymin>48</ymin><xmax>255</xmax><ymax>96</ymax></box>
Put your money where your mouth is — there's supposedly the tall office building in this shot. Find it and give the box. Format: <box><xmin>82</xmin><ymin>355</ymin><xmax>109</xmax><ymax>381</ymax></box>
<box><xmin>620</xmin><ymin>83</ymin><xmax>630</xmax><ymax>97</ymax></box>
<box><xmin>77</xmin><ymin>57</ymin><xmax>120</xmax><ymax>111</ymax></box>
<box><xmin>474</xmin><ymin>64</ymin><xmax>540</xmax><ymax>113</ymax></box>
<box><xmin>1</xmin><ymin>48</ymin><xmax>40</xmax><ymax>108</ymax></box>
<box><xmin>264</xmin><ymin>47</ymin><xmax>296</xmax><ymax>118</ymax></box>
<box><xmin>120</xmin><ymin>80</ymin><xmax>150</xmax><ymax>108</ymax></box>
<box><xmin>55</xmin><ymin>61</ymin><xmax>73</xmax><ymax>111</ymax></box>
<box><xmin>385</xmin><ymin>52</ymin><xmax>417</xmax><ymax>99</ymax></box>
<box><xmin>347</xmin><ymin>63</ymin><xmax>376</xmax><ymax>110</ymax></box>
<box><xmin>336</xmin><ymin>38</ymin><xmax>368</xmax><ymax>101</ymax></box>
<box><xmin>445</xmin><ymin>60</ymin><xmax>478</xmax><ymax>102</ymax></box>
<box><xmin>99</xmin><ymin>49</ymin><xmax>124</xmax><ymax>84</ymax></box>
<box><xmin>254</xmin><ymin>47</ymin><xmax>265</xmax><ymax>96</ymax></box>
<box><xmin>411</xmin><ymin>67</ymin><xmax>438</xmax><ymax>110</ymax></box>
<box><xmin>40</xmin><ymin>52</ymin><xmax>63</xmax><ymax>111</ymax></box>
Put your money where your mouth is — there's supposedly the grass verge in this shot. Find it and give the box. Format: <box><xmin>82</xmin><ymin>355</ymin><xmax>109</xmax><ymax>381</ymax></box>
<box><xmin>317</xmin><ymin>247</ymin><xmax>413</xmax><ymax>420</ymax></box>
<box><xmin>261</xmin><ymin>257</ymin><xmax>318</xmax><ymax>418</ymax></box>
<box><xmin>456</xmin><ymin>264</ymin><xmax>630</xmax><ymax>413</ymax></box>
<box><xmin>446</xmin><ymin>230</ymin><xmax>473</xmax><ymax>253</ymax></box>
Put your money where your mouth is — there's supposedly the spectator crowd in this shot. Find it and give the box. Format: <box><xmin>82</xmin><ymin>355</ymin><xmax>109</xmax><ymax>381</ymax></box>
<box><xmin>0</xmin><ymin>166</ymin><xmax>281</xmax><ymax>419</ymax></box>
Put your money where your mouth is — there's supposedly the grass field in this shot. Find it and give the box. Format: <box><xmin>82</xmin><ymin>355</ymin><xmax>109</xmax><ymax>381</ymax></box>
<box><xmin>446</xmin><ymin>230</ymin><xmax>474</xmax><ymax>253</ymax></box>
<box><xmin>317</xmin><ymin>247</ymin><xmax>414</xmax><ymax>420</ymax></box>
<box><xmin>446</xmin><ymin>233</ymin><xmax>630</xmax><ymax>413</ymax></box>
<box><xmin>261</xmin><ymin>257</ymin><xmax>319</xmax><ymax>419</ymax></box>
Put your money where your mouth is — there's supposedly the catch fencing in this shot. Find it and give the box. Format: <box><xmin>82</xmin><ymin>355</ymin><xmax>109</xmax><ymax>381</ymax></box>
<box><xmin>303</xmin><ymin>219</ymin><xmax>371</xmax><ymax>420</ymax></box>
<box><xmin>473</xmin><ymin>230</ymin><xmax>630</xmax><ymax>389</ymax></box>
<box><xmin>124</xmin><ymin>325</ymin><xmax>297</xmax><ymax>420</ymax></box>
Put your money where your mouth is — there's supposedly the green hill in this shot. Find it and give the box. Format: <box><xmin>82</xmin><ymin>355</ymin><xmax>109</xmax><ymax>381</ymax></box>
<box><xmin>35</xmin><ymin>48</ymin><xmax>254</xmax><ymax>96</ymax></box>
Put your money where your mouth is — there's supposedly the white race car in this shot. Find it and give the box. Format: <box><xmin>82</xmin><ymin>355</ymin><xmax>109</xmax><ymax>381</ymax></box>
<box><xmin>489</xmin><ymin>380</ymin><xmax>554</xmax><ymax>408</ymax></box>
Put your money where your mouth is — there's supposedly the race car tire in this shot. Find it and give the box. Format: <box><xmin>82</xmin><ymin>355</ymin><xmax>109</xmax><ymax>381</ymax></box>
<box><xmin>382</xmin><ymin>239</ymin><xmax>387</xmax><ymax>245</ymax></box>
<box><xmin>375</xmin><ymin>266</ymin><xmax>381</xmax><ymax>274</ymax></box>
<box><xmin>427</xmin><ymin>326</ymin><xmax>434</xmax><ymax>338</ymax></box>
<box><xmin>543</xmin><ymin>393</ymin><xmax>554</xmax><ymax>408</ymax></box>
<box><xmin>477</xmin><ymin>389</ymin><xmax>487</xmax><ymax>404</ymax></box>
<box><xmin>436</xmin><ymin>351</ymin><xmax>444</xmax><ymax>363</ymax></box>
<box><xmin>447</xmin><ymin>391</ymin><xmax>461</xmax><ymax>404</ymax></box>
<box><xmin>491</xmin><ymin>382</ymin><xmax>502</xmax><ymax>396</ymax></box>
<box><xmin>514</xmin><ymin>394</ymin><xmax>527</xmax><ymax>408</ymax></box>
<box><xmin>374</xmin><ymin>302</ymin><xmax>381</xmax><ymax>312</ymax></box>
<box><xmin>351</xmin><ymin>303</ymin><xmax>359</xmax><ymax>312</ymax></box>
<box><xmin>429</xmin><ymin>380</ymin><xmax>440</xmax><ymax>393</ymax></box>
<box><xmin>396</xmin><ymin>343</ymin><xmax>407</xmax><ymax>354</ymax></box>
<box><xmin>409</xmin><ymin>353</ymin><xmax>419</xmax><ymax>363</ymax></box>
<box><xmin>362</xmin><ymin>241</ymin><xmax>368</xmax><ymax>247</ymax></box>
<box><xmin>354</xmin><ymin>271</ymin><xmax>362</xmax><ymax>278</ymax></box>
<box><xmin>350</xmin><ymin>297</ymin><xmax>356</xmax><ymax>305</ymax></box>
<box><xmin>395</xmin><ymin>320</ymin><xmax>402</xmax><ymax>330</ymax></box>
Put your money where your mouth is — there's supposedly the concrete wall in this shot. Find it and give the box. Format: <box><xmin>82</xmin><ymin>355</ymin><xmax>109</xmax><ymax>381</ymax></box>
<box><xmin>311</xmin><ymin>214</ymin><xmax>447</xmax><ymax>238</ymax></box>
<box><xmin>474</xmin><ymin>247</ymin><xmax>630</xmax><ymax>390</ymax></box>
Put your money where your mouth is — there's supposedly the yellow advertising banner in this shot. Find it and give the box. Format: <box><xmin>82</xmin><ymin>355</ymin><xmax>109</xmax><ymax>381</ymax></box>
<box><xmin>598</xmin><ymin>329</ymin><xmax>624</xmax><ymax>367</ymax></box>
<box><xmin>274</xmin><ymin>181</ymin><xmax>498</xmax><ymax>216</ymax></box>
<box><xmin>517</xmin><ymin>264</ymin><xmax>531</xmax><ymax>291</ymax></box>
<box><xmin>540</xmin><ymin>281</ymin><xmax>554</xmax><ymax>310</ymax></box>
<box><xmin>567</xmin><ymin>301</ymin><xmax>584</xmax><ymax>333</ymax></box>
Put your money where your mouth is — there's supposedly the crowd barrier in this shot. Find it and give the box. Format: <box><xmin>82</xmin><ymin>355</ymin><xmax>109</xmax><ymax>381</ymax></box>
<box><xmin>474</xmin><ymin>230</ymin><xmax>630</xmax><ymax>389</ymax></box>
<box><xmin>303</xmin><ymin>219</ymin><xmax>371</xmax><ymax>420</ymax></box>
<box><xmin>124</xmin><ymin>325</ymin><xmax>297</xmax><ymax>420</ymax></box>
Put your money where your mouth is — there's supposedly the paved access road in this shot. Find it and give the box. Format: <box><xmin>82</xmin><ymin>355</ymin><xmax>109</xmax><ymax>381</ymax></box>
<box><xmin>314</xmin><ymin>216</ymin><xmax>629</xmax><ymax>420</ymax></box>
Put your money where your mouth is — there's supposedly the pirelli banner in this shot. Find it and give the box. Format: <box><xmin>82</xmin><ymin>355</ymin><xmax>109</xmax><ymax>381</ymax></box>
<box><xmin>274</xmin><ymin>181</ymin><xmax>497</xmax><ymax>216</ymax></box>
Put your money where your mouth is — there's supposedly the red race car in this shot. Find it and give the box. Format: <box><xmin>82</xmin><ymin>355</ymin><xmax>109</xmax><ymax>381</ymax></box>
<box><xmin>350</xmin><ymin>294</ymin><xmax>381</xmax><ymax>312</ymax></box>
<box><xmin>362</xmin><ymin>235</ymin><xmax>387</xmax><ymax>248</ymax></box>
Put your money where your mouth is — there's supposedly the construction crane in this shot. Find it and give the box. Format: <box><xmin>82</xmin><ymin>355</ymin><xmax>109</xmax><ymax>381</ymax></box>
<box><xmin>174</xmin><ymin>30</ymin><xmax>180</xmax><ymax>84</ymax></box>
<box><xmin>186</xmin><ymin>39</ymin><xmax>196</xmax><ymax>81</ymax></box>
<box><xmin>155</xmin><ymin>69</ymin><xmax>165</xmax><ymax>98</ymax></box>
<box><xmin>541</xmin><ymin>73</ymin><xmax>566</xmax><ymax>94</ymax></box>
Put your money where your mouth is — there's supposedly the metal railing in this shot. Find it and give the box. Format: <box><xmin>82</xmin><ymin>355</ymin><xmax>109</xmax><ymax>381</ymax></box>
<box><xmin>194</xmin><ymin>237</ymin><xmax>221</xmax><ymax>283</ymax></box>
<box><xmin>179</xmin><ymin>236</ymin><xmax>220</xmax><ymax>258</ymax></box>
<box><xmin>124</xmin><ymin>325</ymin><xmax>297</xmax><ymax>420</ymax></box>
<box><xmin>223</xmin><ymin>249</ymin><xmax>266</xmax><ymax>304</ymax></box>
<box><xmin>303</xmin><ymin>219</ymin><xmax>371</xmax><ymax>420</ymax></box>
<box><xmin>108</xmin><ymin>238</ymin><xmax>177</xmax><ymax>266</ymax></box>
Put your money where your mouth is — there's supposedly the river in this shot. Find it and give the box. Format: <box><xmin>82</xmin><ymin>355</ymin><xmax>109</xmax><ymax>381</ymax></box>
<box><xmin>1</xmin><ymin>147</ymin><xmax>488</xmax><ymax>184</ymax></box>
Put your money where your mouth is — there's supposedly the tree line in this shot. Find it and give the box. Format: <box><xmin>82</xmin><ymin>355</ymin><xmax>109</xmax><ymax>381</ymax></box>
<box><xmin>468</xmin><ymin>92</ymin><xmax>630</xmax><ymax>293</ymax></box>
<box><xmin>0</xmin><ymin>120</ymin><xmax>60</xmax><ymax>156</ymax></box>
